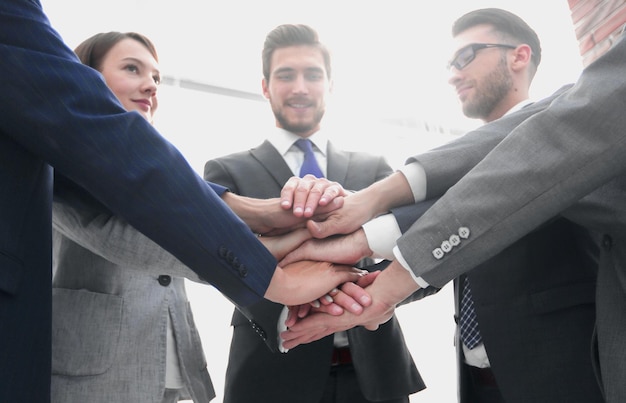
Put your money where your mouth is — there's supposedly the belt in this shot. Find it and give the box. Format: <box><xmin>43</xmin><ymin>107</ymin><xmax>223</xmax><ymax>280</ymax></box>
<box><xmin>467</xmin><ymin>365</ymin><xmax>498</xmax><ymax>387</ymax></box>
<box><xmin>330</xmin><ymin>347</ymin><xmax>352</xmax><ymax>366</ymax></box>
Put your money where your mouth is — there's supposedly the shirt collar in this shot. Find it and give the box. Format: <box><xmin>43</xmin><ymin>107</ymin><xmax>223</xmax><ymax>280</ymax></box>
<box><xmin>504</xmin><ymin>98</ymin><xmax>533</xmax><ymax>116</ymax></box>
<box><xmin>268</xmin><ymin>127</ymin><xmax>328</xmax><ymax>156</ymax></box>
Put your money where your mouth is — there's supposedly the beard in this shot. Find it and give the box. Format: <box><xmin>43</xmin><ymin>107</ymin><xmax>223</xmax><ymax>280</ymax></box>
<box><xmin>272</xmin><ymin>104</ymin><xmax>325</xmax><ymax>135</ymax></box>
<box><xmin>463</xmin><ymin>57</ymin><xmax>513</xmax><ymax>120</ymax></box>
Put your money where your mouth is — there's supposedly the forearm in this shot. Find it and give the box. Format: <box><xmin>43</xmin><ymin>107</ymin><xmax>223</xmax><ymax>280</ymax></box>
<box><xmin>352</xmin><ymin>171</ymin><xmax>415</xmax><ymax>219</ymax></box>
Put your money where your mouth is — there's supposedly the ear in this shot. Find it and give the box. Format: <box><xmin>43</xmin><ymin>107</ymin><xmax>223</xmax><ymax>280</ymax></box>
<box><xmin>261</xmin><ymin>77</ymin><xmax>270</xmax><ymax>99</ymax></box>
<box><xmin>510</xmin><ymin>44</ymin><xmax>532</xmax><ymax>72</ymax></box>
<box><xmin>328</xmin><ymin>78</ymin><xmax>334</xmax><ymax>94</ymax></box>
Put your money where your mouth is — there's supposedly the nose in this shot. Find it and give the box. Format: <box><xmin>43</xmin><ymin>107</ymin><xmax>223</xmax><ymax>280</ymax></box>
<box><xmin>292</xmin><ymin>74</ymin><xmax>309</xmax><ymax>94</ymax></box>
<box><xmin>447</xmin><ymin>67</ymin><xmax>463</xmax><ymax>87</ymax></box>
<box><xmin>142</xmin><ymin>75</ymin><xmax>158</xmax><ymax>95</ymax></box>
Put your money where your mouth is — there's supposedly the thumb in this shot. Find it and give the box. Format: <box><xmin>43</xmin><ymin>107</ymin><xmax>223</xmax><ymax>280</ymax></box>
<box><xmin>307</xmin><ymin>219</ymin><xmax>334</xmax><ymax>239</ymax></box>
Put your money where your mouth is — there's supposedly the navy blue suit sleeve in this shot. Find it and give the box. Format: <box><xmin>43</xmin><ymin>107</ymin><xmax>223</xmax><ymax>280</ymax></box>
<box><xmin>1</xmin><ymin>0</ymin><xmax>275</xmax><ymax>307</ymax></box>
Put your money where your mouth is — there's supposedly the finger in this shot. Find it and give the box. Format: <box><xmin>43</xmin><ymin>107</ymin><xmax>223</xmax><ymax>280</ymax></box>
<box><xmin>327</xmin><ymin>287</ymin><xmax>364</xmax><ymax>315</ymax></box>
<box><xmin>355</xmin><ymin>271</ymin><xmax>380</xmax><ymax>288</ymax></box>
<box><xmin>317</xmin><ymin>289</ymin><xmax>337</xmax><ymax>306</ymax></box>
<box><xmin>280</xmin><ymin>176</ymin><xmax>302</xmax><ymax>210</ymax></box>
<box><xmin>364</xmin><ymin>323</ymin><xmax>380</xmax><ymax>331</ymax></box>
<box><xmin>301</xmin><ymin>177</ymin><xmax>327</xmax><ymax>217</ymax></box>
<box><xmin>309</xmin><ymin>302</ymin><xmax>343</xmax><ymax>316</ymax></box>
<box><xmin>291</xmin><ymin>175</ymin><xmax>316</xmax><ymax>217</ymax></box>
<box><xmin>298</xmin><ymin>303</ymin><xmax>313</xmax><ymax>318</ymax></box>
<box><xmin>285</xmin><ymin>305</ymin><xmax>299</xmax><ymax>328</ymax></box>
<box><xmin>307</xmin><ymin>216</ymin><xmax>344</xmax><ymax>239</ymax></box>
<box><xmin>309</xmin><ymin>196</ymin><xmax>344</xmax><ymax>219</ymax></box>
<box><xmin>340</xmin><ymin>282</ymin><xmax>372</xmax><ymax>309</ymax></box>
<box><xmin>318</xmin><ymin>183</ymin><xmax>347</xmax><ymax>206</ymax></box>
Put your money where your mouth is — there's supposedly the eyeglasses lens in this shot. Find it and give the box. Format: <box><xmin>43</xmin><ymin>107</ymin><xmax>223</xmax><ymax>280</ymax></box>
<box><xmin>451</xmin><ymin>46</ymin><xmax>475</xmax><ymax>70</ymax></box>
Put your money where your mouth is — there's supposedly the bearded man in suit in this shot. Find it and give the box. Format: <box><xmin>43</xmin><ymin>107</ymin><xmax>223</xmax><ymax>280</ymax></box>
<box><xmin>203</xmin><ymin>24</ymin><xmax>424</xmax><ymax>403</ymax></box>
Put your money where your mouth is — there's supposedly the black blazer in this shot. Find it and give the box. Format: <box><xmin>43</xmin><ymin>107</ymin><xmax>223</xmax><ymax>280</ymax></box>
<box><xmin>204</xmin><ymin>140</ymin><xmax>425</xmax><ymax>403</ymax></box>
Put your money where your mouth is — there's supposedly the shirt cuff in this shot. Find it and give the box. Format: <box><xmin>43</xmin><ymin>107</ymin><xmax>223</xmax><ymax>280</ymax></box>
<box><xmin>392</xmin><ymin>246</ymin><xmax>430</xmax><ymax>288</ymax></box>
<box><xmin>398</xmin><ymin>162</ymin><xmax>427</xmax><ymax>202</ymax></box>
<box><xmin>362</xmin><ymin>214</ymin><xmax>402</xmax><ymax>260</ymax></box>
<box><xmin>277</xmin><ymin>306</ymin><xmax>289</xmax><ymax>353</ymax></box>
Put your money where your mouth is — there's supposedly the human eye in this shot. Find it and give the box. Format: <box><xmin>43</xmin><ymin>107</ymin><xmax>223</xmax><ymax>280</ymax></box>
<box><xmin>276</xmin><ymin>72</ymin><xmax>294</xmax><ymax>81</ymax></box>
<box><xmin>153</xmin><ymin>74</ymin><xmax>161</xmax><ymax>85</ymax></box>
<box><xmin>123</xmin><ymin>63</ymin><xmax>139</xmax><ymax>74</ymax></box>
<box><xmin>456</xmin><ymin>47</ymin><xmax>474</xmax><ymax>66</ymax></box>
<box><xmin>306</xmin><ymin>71</ymin><xmax>324</xmax><ymax>81</ymax></box>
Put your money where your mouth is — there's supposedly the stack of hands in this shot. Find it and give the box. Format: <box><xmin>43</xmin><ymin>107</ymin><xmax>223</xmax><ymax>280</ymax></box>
<box><xmin>233</xmin><ymin>175</ymin><xmax>421</xmax><ymax>350</ymax></box>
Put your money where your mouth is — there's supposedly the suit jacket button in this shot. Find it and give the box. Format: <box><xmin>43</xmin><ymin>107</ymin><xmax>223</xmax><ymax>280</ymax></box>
<box><xmin>449</xmin><ymin>234</ymin><xmax>461</xmax><ymax>246</ymax></box>
<box><xmin>432</xmin><ymin>248</ymin><xmax>444</xmax><ymax>260</ymax></box>
<box><xmin>158</xmin><ymin>275</ymin><xmax>171</xmax><ymax>286</ymax></box>
<box><xmin>441</xmin><ymin>240</ymin><xmax>452</xmax><ymax>253</ymax></box>
<box><xmin>458</xmin><ymin>227</ymin><xmax>470</xmax><ymax>239</ymax></box>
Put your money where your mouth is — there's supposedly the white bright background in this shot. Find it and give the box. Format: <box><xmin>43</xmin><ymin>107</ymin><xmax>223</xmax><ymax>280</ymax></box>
<box><xmin>43</xmin><ymin>1</ymin><xmax>583</xmax><ymax>402</ymax></box>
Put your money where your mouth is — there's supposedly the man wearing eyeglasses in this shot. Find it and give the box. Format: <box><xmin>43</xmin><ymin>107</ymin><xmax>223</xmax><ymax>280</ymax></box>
<box><xmin>437</xmin><ymin>8</ymin><xmax>603</xmax><ymax>403</ymax></box>
<box><xmin>354</xmin><ymin>8</ymin><xmax>602</xmax><ymax>403</ymax></box>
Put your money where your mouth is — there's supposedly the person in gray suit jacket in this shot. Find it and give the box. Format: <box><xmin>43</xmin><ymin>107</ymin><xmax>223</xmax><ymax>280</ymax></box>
<box><xmin>203</xmin><ymin>24</ymin><xmax>424</xmax><ymax>403</ymax></box>
<box><xmin>50</xmin><ymin>32</ymin><xmax>214</xmax><ymax>403</ymax></box>
<box><xmin>431</xmin><ymin>9</ymin><xmax>600</xmax><ymax>402</ymax></box>
<box><xmin>280</xmin><ymin>24</ymin><xmax>626</xmax><ymax>403</ymax></box>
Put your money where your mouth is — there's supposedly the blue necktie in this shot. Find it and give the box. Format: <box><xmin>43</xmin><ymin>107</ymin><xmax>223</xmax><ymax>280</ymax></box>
<box><xmin>459</xmin><ymin>276</ymin><xmax>482</xmax><ymax>349</ymax></box>
<box><xmin>295</xmin><ymin>138</ymin><xmax>324</xmax><ymax>178</ymax></box>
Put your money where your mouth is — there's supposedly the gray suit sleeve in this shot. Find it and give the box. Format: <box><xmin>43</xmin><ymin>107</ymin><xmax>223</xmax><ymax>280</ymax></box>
<box><xmin>398</xmin><ymin>34</ymin><xmax>626</xmax><ymax>288</ymax></box>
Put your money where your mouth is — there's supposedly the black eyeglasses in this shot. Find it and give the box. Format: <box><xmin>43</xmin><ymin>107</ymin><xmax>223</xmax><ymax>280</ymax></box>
<box><xmin>447</xmin><ymin>43</ymin><xmax>517</xmax><ymax>70</ymax></box>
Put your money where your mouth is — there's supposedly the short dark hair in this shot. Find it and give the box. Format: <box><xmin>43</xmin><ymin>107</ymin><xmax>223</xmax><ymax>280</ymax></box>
<box><xmin>452</xmin><ymin>8</ymin><xmax>541</xmax><ymax>75</ymax></box>
<box><xmin>74</xmin><ymin>31</ymin><xmax>158</xmax><ymax>71</ymax></box>
<box><xmin>262</xmin><ymin>24</ymin><xmax>331</xmax><ymax>82</ymax></box>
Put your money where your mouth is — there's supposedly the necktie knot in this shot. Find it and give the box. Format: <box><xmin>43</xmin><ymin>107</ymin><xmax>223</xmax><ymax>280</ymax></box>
<box><xmin>294</xmin><ymin>138</ymin><xmax>324</xmax><ymax>178</ymax></box>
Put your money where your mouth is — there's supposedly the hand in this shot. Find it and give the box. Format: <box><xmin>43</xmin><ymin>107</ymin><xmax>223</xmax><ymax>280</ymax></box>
<box><xmin>258</xmin><ymin>228</ymin><xmax>311</xmax><ymax>261</ymax></box>
<box><xmin>307</xmin><ymin>171</ymin><xmax>415</xmax><ymax>239</ymax></box>
<box><xmin>221</xmin><ymin>192</ymin><xmax>343</xmax><ymax>235</ymax></box>
<box><xmin>285</xmin><ymin>271</ymin><xmax>380</xmax><ymax>326</ymax></box>
<box><xmin>279</xmin><ymin>228</ymin><xmax>372</xmax><ymax>266</ymax></box>
<box><xmin>280</xmin><ymin>261</ymin><xmax>420</xmax><ymax>349</ymax></box>
<box><xmin>280</xmin><ymin>175</ymin><xmax>349</xmax><ymax>218</ymax></box>
<box><xmin>264</xmin><ymin>260</ymin><xmax>367</xmax><ymax>306</ymax></box>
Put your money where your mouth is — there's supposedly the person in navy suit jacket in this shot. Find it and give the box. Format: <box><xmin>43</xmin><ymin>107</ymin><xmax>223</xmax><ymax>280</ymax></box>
<box><xmin>0</xmin><ymin>2</ymin><xmax>362</xmax><ymax>401</ymax></box>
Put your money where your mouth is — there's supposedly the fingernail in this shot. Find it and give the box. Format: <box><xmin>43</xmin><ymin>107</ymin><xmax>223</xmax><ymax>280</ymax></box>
<box><xmin>324</xmin><ymin>295</ymin><xmax>333</xmax><ymax>303</ymax></box>
<box><xmin>351</xmin><ymin>303</ymin><xmax>362</xmax><ymax>312</ymax></box>
<box><xmin>311</xmin><ymin>300</ymin><xmax>320</xmax><ymax>308</ymax></box>
<box><xmin>294</xmin><ymin>207</ymin><xmax>303</xmax><ymax>215</ymax></box>
<box><xmin>360</xmin><ymin>295</ymin><xmax>371</xmax><ymax>305</ymax></box>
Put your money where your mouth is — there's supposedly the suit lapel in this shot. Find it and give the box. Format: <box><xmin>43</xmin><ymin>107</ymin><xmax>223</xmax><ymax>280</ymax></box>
<box><xmin>326</xmin><ymin>141</ymin><xmax>350</xmax><ymax>185</ymax></box>
<box><xmin>250</xmin><ymin>140</ymin><xmax>295</xmax><ymax>187</ymax></box>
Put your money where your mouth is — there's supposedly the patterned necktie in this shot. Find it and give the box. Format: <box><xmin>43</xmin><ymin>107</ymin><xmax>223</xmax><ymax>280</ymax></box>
<box><xmin>459</xmin><ymin>276</ymin><xmax>482</xmax><ymax>349</ymax></box>
<box><xmin>294</xmin><ymin>138</ymin><xmax>324</xmax><ymax>178</ymax></box>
